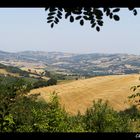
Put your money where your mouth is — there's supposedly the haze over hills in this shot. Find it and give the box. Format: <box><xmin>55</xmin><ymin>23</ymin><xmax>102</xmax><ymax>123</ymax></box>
<box><xmin>0</xmin><ymin>50</ymin><xmax>140</xmax><ymax>76</ymax></box>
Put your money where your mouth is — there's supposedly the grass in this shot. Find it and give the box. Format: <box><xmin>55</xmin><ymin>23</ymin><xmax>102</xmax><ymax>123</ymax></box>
<box><xmin>30</xmin><ymin>74</ymin><xmax>140</xmax><ymax>115</ymax></box>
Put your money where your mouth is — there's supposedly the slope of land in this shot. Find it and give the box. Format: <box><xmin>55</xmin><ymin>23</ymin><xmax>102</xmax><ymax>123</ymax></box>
<box><xmin>30</xmin><ymin>74</ymin><xmax>140</xmax><ymax>115</ymax></box>
<box><xmin>0</xmin><ymin>68</ymin><xmax>19</xmax><ymax>77</ymax></box>
<box><xmin>1</xmin><ymin>50</ymin><xmax>140</xmax><ymax>76</ymax></box>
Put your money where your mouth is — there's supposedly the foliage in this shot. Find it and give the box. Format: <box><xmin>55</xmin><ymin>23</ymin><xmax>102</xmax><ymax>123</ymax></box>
<box><xmin>0</xmin><ymin>76</ymin><xmax>32</xmax><ymax>132</ymax></box>
<box><xmin>47</xmin><ymin>78</ymin><xmax>57</xmax><ymax>86</ymax></box>
<box><xmin>119</xmin><ymin>105</ymin><xmax>140</xmax><ymax>120</ymax></box>
<box><xmin>0</xmin><ymin>63</ymin><xmax>29</xmax><ymax>77</ymax></box>
<box><xmin>66</xmin><ymin>112</ymin><xmax>85</xmax><ymax>132</ymax></box>
<box><xmin>128</xmin><ymin>81</ymin><xmax>140</xmax><ymax>108</ymax></box>
<box><xmin>0</xmin><ymin>75</ymin><xmax>140</xmax><ymax>132</ymax></box>
<box><xmin>32</xmin><ymin>78</ymin><xmax>57</xmax><ymax>89</ymax></box>
<box><xmin>45</xmin><ymin>7</ymin><xmax>137</xmax><ymax>31</ymax></box>
<box><xmin>6</xmin><ymin>66</ymin><xmax>29</xmax><ymax>77</ymax></box>
<box><xmin>83</xmin><ymin>99</ymin><xmax>130</xmax><ymax>132</ymax></box>
<box><xmin>33</xmin><ymin>79</ymin><xmax>49</xmax><ymax>89</ymax></box>
<box><xmin>44</xmin><ymin>70</ymin><xmax>66</xmax><ymax>80</ymax></box>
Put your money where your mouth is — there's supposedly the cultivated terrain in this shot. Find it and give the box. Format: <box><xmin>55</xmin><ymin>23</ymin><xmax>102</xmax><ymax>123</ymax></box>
<box><xmin>30</xmin><ymin>74</ymin><xmax>140</xmax><ymax>115</ymax></box>
<box><xmin>1</xmin><ymin>50</ymin><xmax>140</xmax><ymax>76</ymax></box>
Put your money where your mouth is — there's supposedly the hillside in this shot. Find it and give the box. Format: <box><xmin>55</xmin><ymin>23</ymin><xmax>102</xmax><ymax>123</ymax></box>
<box><xmin>1</xmin><ymin>50</ymin><xmax>140</xmax><ymax>76</ymax></box>
<box><xmin>30</xmin><ymin>74</ymin><xmax>140</xmax><ymax>115</ymax></box>
<box><xmin>0</xmin><ymin>63</ymin><xmax>30</xmax><ymax>77</ymax></box>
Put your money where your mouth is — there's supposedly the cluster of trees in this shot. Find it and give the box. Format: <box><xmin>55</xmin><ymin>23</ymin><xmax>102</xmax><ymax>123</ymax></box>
<box><xmin>33</xmin><ymin>78</ymin><xmax>57</xmax><ymax>89</ymax></box>
<box><xmin>0</xmin><ymin>75</ymin><xmax>57</xmax><ymax>90</ymax></box>
<box><xmin>0</xmin><ymin>76</ymin><xmax>140</xmax><ymax>132</ymax></box>
<box><xmin>44</xmin><ymin>70</ymin><xmax>66</xmax><ymax>80</ymax></box>
<box><xmin>0</xmin><ymin>63</ymin><xmax>29</xmax><ymax>77</ymax></box>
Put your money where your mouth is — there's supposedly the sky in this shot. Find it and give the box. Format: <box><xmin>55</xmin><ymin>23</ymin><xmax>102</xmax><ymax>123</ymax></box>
<box><xmin>0</xmin><ymin>8</ymin><xmax>140</xmax><ymax>54</ymax></box>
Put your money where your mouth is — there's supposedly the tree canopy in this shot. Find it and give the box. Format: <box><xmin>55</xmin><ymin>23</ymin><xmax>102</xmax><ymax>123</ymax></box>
<box><xmin>45</xmin><ymin>7</ymin><xmax>138</xmax><ymax>31</ymax></box>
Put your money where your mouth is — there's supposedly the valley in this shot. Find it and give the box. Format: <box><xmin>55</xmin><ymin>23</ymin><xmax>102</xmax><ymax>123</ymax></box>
<box><xmin>1</xmin><ymin>51</ymin><xmax>140</xmax><ymax>77</ymax></box>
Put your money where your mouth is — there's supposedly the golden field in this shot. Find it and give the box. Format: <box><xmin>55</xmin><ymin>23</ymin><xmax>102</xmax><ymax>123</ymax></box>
<box><xmin>30</xmin><ymin>74</ymin><xmax>140</xmax><ymax>115</ymax></box>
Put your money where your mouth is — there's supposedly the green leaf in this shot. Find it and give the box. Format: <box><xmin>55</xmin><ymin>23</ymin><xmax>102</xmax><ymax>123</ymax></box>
<box><xmin>96</xmin><ymin>15</ymin><xmax>103</xmax><ymax>20</ymax></box>
<box><xmin>47</xmin><ymin>20</ymin><xmax>53</xmax><ymax>23</ymax></box>
<box><xmin>96</xmin><ymin>26</ymin><xmax>100</xmax><ymax>32</ymax></box>
<box><xmin>58</xmin><ymin>8</ymin><xmax>63</xmax><ymax>12</ymax></box>
<box><xmin>97</xmin><ymin>20</ymin><xmax>103</xmax><ymax>26</ymax></box>
<box><xmin>103</xmin><ymin>8</ymin><xmax>107</xmax><ymax>12</ymax></box>
<box><xmin>75</xmin><ymin>16</ymin><xmax>82</xmax><ymax>20</ymax></box>
<box><xmin>109</xmin><ymin>13</ymin><xmax>113</xmax><ymax>19</ymax></box>
<box><xmin>130</xmin><ymin>86</ymin><xmax>137</xmax><ymax>91</ymax></box>
<box><xmin>90</xmin><ymin>19</ymin><xmax>95</xmax><ymax>24</ymax></box>
<box><xmin>54</xmin><ymin>20</ymin><xmax>58</xmax><ymax>24</ymax></box>
<box><xmin>51</xmin><ymin>23</ymin><xmax>54</xmax><ymax>28</ymax></box>
<box><xmin>47</xmin><ymin>16</ymin><xmax>54</xmax><ymax>20</ymax></box>
<box><xmin>70</xmin><ymin>16</ymin><xmax>74</xmax><ymax>22</ymax></box>
<box><xmin>48</xmin><ymin>12</ymin><xmax>56</xmax><ymax>16</ymax></box>
<box><xmin>45</xmin><ymin>7</ymin><xmax>49</xmax><ymax>11</ymax></box>
<box><xmin>113</xmin><ymin>8</ymin><xmax>120</xmax><ymax>13</ymax></box>
<box><xmin>57</xmin><ymin>14</ymin><xmax>62</xmax><ymax>19</ymax></box>
<box><xmin>94</xmin><ymin>9</ymin><xmax>103</xmax><ymax>17</ymax></box>
<box><xmin>55</xmin><ymin>17</ymin><xmax>59</xmax><ymax>23</ymax></box>
<box><xmin>133</xmin><ymin>9</ymin><xmax>137</xmax><ymax>16</ymax></box>
<box><xmin>91</xmin><ymin>23</ymin><xmax>96</xmax><ymax>28</ymax></box>
<box><xmin>65</xmin><ymin>12</ymin><xmax>71</xmax><ymax>19</ymax></box>
<box><xmin>83</xmin><ymin>16</ymin><xmax>89</xmax><ymax>20</ymax></box>
<box><xmin>113</xmin><ymin>15</ymin><xmax>120</xmax><ymax>21</ymax></box>
<box><xmin>80</xmin><ymin>19</ymin><xmax>84</xmax><ymax>26</ymax></box>
<box><xmin>49</xmin><ymin>8</ymin><xmax>57</xmax><ymax>12</ymax></box>
<box><xmin>106</xmin><ymin>9</ymin><xmax>110</xmax><ymax>16</ymax></box>
<box><xmin>58</xmin><ymin>11</ymin><xmax>62</xmax><ymax>16</ymax></box>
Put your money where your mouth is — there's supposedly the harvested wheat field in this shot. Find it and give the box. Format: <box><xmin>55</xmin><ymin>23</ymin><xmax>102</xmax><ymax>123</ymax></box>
<box><xmin>30</xmin><ymin>74</ymin><xmax>140</xmax><ymax>115</ymax></box>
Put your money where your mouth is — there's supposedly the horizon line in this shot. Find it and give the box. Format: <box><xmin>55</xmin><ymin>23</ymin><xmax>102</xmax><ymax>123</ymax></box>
<box><xmin>0</xmin><ymin>49</ymin><xmax>139</xmax><ymax>56</ymax></box>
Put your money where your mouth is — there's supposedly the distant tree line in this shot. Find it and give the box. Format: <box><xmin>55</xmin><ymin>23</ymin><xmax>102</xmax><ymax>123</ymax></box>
<box><xmin>0</xmin><ymin>63</ymin><xmax>29</xmax><ymax>77</ymax></box>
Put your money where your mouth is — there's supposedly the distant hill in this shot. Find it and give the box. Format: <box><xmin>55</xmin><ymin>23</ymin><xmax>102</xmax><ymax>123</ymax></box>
<box><xmin>30</xmin><ymin>74</ymin><xmax>140</xmax><ymax>115</ymax></box>
<box><xmin>1</xmin><ymin>50</ymin><xmax>140</xmax><ymax>76</ymax></box>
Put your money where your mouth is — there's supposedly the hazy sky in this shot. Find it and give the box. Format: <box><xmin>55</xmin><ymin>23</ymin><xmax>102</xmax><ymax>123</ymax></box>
<box><xmin>0</xmin><ymin>8</ymin><xmax>140</xmax><ymax>54</ymax></box>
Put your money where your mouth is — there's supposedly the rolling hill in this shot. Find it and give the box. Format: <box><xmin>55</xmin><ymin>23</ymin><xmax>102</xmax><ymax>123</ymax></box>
<box><xmin>30</xmin><ymin>74</ymin><xmax>140</xmax><ymax>115</ymax></box>
<box><xmin>1</xmin><ymin>50</ymin><xmax>140</xmax><ymax>76</ymax></box>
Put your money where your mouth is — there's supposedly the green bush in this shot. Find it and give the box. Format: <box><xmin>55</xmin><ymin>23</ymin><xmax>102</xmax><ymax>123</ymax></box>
<box><xmin>33</xmin><ymin>80</ymin><xmax>48</xmax><ymax>89</ymax></box>
<box><xmin>47</xmin><ymin>78</ymin><xmax>57</xmax><ymax>86</ymax></box>
<box><xmin>0</xmin><ymin>75</ymin><xmax>139</xmax><ymax>132</ymax></box>
<box><xmin>83</xmin><ymin>99</ymin><xmax>130</xmax><ymax>132</ymax></box>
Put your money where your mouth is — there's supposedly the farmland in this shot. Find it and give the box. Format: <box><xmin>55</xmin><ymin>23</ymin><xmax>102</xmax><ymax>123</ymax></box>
<box><xmin>30</xmin><ymin>74</ymin><xmax>140</xmax><ymax>115</ymax></box>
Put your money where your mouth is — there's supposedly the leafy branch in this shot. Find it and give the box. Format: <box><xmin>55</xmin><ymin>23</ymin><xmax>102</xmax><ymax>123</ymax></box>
<box><xmin>45</xmin><ymin>7</ymin><xmax>138</xmax><ymax>32</ymax></box>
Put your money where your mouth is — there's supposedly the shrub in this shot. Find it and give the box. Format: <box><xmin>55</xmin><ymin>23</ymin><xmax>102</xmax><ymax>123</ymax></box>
<box><xmin>83</xmin><ymin>99</ymin><xmax>130</xmax><ymax>132</ymax></box>
<box><xmin>47</xmin><ymin>78</ymin><xmax>57</xmax><ymax>86</ymax></box>
<box><xmin>33</xmin><ymin>80</ymin><xmax>48</xmax><ymax>89</ymax></box>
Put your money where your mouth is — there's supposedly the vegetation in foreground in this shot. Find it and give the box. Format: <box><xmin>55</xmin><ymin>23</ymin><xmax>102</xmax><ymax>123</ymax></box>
<box><xmin>0</xmin><ymin>76</ymin><xmax>140</xmax><ymax>132</ymax></box>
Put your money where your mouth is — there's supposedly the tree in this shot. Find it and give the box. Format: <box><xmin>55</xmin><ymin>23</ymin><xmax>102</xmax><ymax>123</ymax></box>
<box><xmin>45</xmin><ymin>7</ymin><xmax>138</xmax><ymax>31</ymax></box>
<box><xmin>0</xmin><ymin>77</ymin><xmax>32</xmax><ymax>132</ymax></box>
<box><xmin>83</xmin><ymin>99</ymin><xmax>130</xmax><ymax>132</ymax></box>
<box><xmin>33</xmin><ymin>79</ymin><xmax>48</xmax><ymax>89</ymax></box>
<box><xmin>47</xmin><ymin>78</ymin><xmax>57</xmax><ymax>86</ymax></box>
